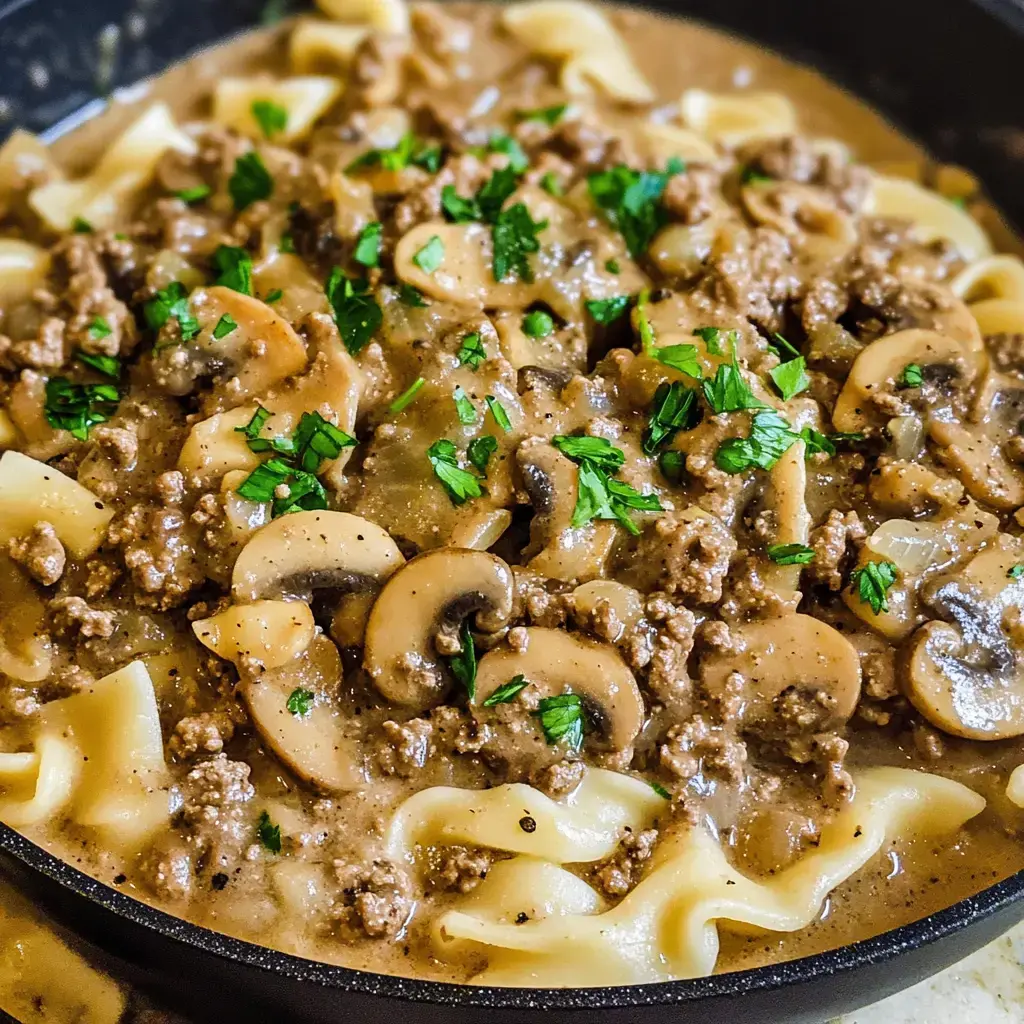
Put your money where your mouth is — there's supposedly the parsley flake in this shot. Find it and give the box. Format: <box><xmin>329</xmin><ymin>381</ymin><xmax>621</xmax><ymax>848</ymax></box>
<box><xmin>228</xmin><ymin>151</ymin><xmax>274</xmax><ymax>210</ymax></box>
<box><xmin>492</xmin><ymin>203</ymin><xmax>546</xmax><ymax>282</ymax></box>
<box><xmin>251</xmin><ymin>99</ymin><xmax>288</xmax><ymax>138</ymax></box>
<box><xmin>649</xmin><ymin>780</ymin><xmax>671</xmax><ymax>800</ymax></box>
<box><xmin>457</xmin><ymin>332</ymin><xmax>486</xmax><ymax>369</ymax></box>
<box><xmin>485</xmin><ymin>396</ymin><xmax>512</xmax><ymax>433</ymax></box>
<box><xmin>75</xmin><ymin>350</ymin><xmax>121</xmax><ymax>380</ymax></box>
<box><xmin>587</xmin><ymin>162</ymin><xmax>680</xmax><ymax>258</ymax></box>
<box><xmin>488</xmin><ymin>133</ymin><xmax>529</xmax><ymax>174</ymax></box>
<box><xmin>522</xmin><ymin>310</ymin><xmax>554</xmax><ymax>338</ymax></box>
<box><xmin>44</xmin><ymin>378</ymin><xmax>120</xmax><ymax>440</ymax></box>
<box><xmin>446</xmin><ymin>621</ymin><xmax>477</xmax><ymax>702</ymax></box>
<box><xmin>346</xmin><ymin>133</ymin><xmax>442</xmax><ymax>174</ymax></box>
<box><xmin>539</xmin><ymin>172</ymin><xmax>563</xmax><ymax>196</ymax></box>
<box><xmin>87</xmin><ymin>316</ymin><xmax>112</xmax><ymax>341</ymax></box>
<box><xmin>770</xmin><ymin>332</ymin><xmax>801</xmax><ymax>360</ymax></box>
<box><xmin>213</xmin><ymin>245</ymin><xmax>253</xmax><ymax>295</ymax></box>
<box><xmin>701</xmin><ymin>351</ymin><xmax>765</xmax><ymax>415</ymax></box>
<box><xmin>769</xmin><ymin>356</ymin><xmax>811</xmax><ymax>401</ymax></box>
<box><xmin>453</xmin><ymin>386</ymin><xmax>477</xmax><ymax>425</ymax></box>
<box><xmin>468</xmin><ymin>434</ymin><xmax>498</xmax><ymax>475</ymax></box>
<box><xmin>766</xmin><ymin>542</ymin><xmax>816</xmax><ymax>565</ymax></box>
<box><xmin>427</xmin><ymin>439</ymin><xmax>483</xmax><ymax>505</ymax></box>
<box><xmin>533</xmin><ymin>693</ymin><xmax>584</xmax><ymax>749</ymax></box>
<box><xmin>390</xmin><ymin>377</ymin><xmax>425</xmax><ymax>413</ymax></box>
<box><xmin>605</xmin><ymin>259</ymin><xmax>620</xmax><ymax>274</ymax></box>
<box><xmin>1009</xmin><ymin>564</ymin><xmax>1024</xmax><ymax>580</ymax></box>
<box><xmin>516</xmin><ymin>103</ymin><xmax>569</xmax><ymax>126</ymax></box>
<box><xmin>643</xmin><ymin>380</ymin><xmax>698</xmax><ymax>455</ymax></box>
<box><xmin>658</xmin><ymin>449</ymin><xmax>685</xmax><ymax>482</ymax></box>
<box><xmin>483</xmin><ymin>674</ymin><xmax>529</xmax><ymax>706</ymax></box>
<box><xmin>441</xmin><ymin>185</ymin><xmax>481</xmax><ymax>223</ymax></box>
<box><xmin>353</xmin><ymin>221</ymin><xmax>382</xmax><ymax>268</ymax></box>
<box><xmin>257</xmin><ymin>810</ymin><xmax>282</xmax><ymax>853</ymax></box>
<box><xmin>72</xmin><ymin>216</ymin><xmax>93</xmax><ymax>233</ymax></box>
<box><xmin>286</xmin><ymin>687</ymin><xmax>314</xmax><ymax>717</ymax></box>
<box><xmin>175</xmin><ymin>184</ymin><xmax>211</xmax><ymax>204</ymax></box>
<box><xmin>143</xmin><ymin>281</ymin><xmax>200</xmax><ymax>340</ymax></box>
<box><xmin>715</xmin><ymin>411</ymin><xmax>800</xmax><ymax>474</ymax></box>
<box><xmin>850</xmin><ymin>560</ymin><xmax>899</xmax><ymax>614</ymax></box>
<box><xmin>585</xmin><ymin>295</ymin><xmax>630</xmax><ymax>324</ymax></box>
<box><xmin>264</xmin><ymin>288</ymin><xmax>283</xmax><ymax>304</ymax></box>
<box><xmin>325</xmin><ymin>268</ymin><xmax>382</xmax><ymax>355</ymax></box>
<box><xmin>900</xmin><ymin>363</ymin><xmax>924</xmax><ymax>388</ymax></box>
<box><xmin>413</xmin><ymin>235</ymin><xmax>445</xmax><ymax>274</ymax></box>
<box><xmin>398</xmin><ymin>283</ymin><xmax>429</xmax><ymax>307</ymax></box>
<box><xmin>694</xmin><ymin>326</ymin><xmax>733</xmax><ymax>355</ymax></box>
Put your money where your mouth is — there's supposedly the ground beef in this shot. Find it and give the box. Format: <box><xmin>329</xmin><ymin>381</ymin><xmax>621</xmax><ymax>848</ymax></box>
<box><xmin>529</xmin><ymin>758</ymin><xmax>586</xmax><ymax>797</ymax></box>
<box><xmin>108</xmin><ymin>504</ymin><xmax>204</xmax><ymax>610</ymax></box>
<box><xmin>719</xmin><ymin>554</ymin><xmax>802</xmax><ymax>620</ymax></box>
<box><xmin>47</xmin><ymin>596</ymin><xmax>116</xmax><ymax>638</ymax></box>
<box><xmin>11</xmin><ymin>316</ymin><xmax>65</xmax><ymax>369</ymax></box>
<box><xmin>660</xmin><ymin>715</ymin><xmax>747</xmax><ymax>785</ymax></box>
<box><xmin>169</xmin><ymin>711</ymin><xmax>237</xmax><ymax>760</ymax></box>
<box><xmin>8</xmin><ymin>521</ymin><xmax>65</xmax><ymax>585</ymax></box>
<box><xmin>807</xmin><ymin>509</ymin><xmax>866</xmax><ymax>591</ymax></box>
<box><xmin>425</xmin><ymin>845</ymin><xmax>492</xmax><ymax>893</ymax></box>
<box><xmin>591</xmin><ymin>827</ymin><xmax>658</xmax><ymax>898</ymax></box>
<box><xmin>89</xmin><ymin>424</ymin><xmax>139</xmax><ymax>469</ymax></box>
<box><xmin>661</xmin><ymin>168</ymin><xmax>719</xmax><ymax>225</ymax></box>
<box><xmin>330</xmin><ymin>859</ymin><xmax>413</xmax><ymax>940</ymax></box>
<box><xmin>139</xmin><ymin>840</ymin><xmax>194</xmax><ymax>902</ymax></box>
<box><xmin>512</xmin><ymin>568</ymin><xmax>572</xmax><ymax>628</ymax></box>
<box><xmin>154</xmin><ymin>470</ymin><xmax>186</xmax><ymax>506</ymax></box>
<box><xmin>377</xmin><ymin>718</ymin><xmax>434</xmax><ymax>776</ymax></box>
<box><xmin>627</xmin><ymin>511</ymin><xmax>737</xmax><ymax>605</ymax></box>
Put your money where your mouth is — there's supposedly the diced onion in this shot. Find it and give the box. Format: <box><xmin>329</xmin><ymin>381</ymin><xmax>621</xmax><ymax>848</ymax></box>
<box><xmin>887</xmin><ymin>415</ymin><xmax>925</xmax><ymax>460</ymax></box>
<box><xmin>866</xmin><ymin>519</ymin><xmax>950</xmax><ymax>574</ymax></box>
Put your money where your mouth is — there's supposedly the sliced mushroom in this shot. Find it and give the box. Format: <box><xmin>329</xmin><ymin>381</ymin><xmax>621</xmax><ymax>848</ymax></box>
<box><xmin>763</xmin><ymin>439</ymin><xmax>810</xmax><ymax>604</ymax></box>
<box><xmin>156</xmin><ymin>287</ymin><xmax>307</xmax><ymax>408</ymax></box>
<box><xmin>517</xmin><ymin>441</ymin><xmax>616</xmax><ymax>583</ymax></box>
<box><xmin>363</xmin><ymin>548</ymin><xmax>514</xmax><ymax>709</ymax></box>
<box><xmin>243</xmin><ymin>634</ymin><xmax>367</xmax><ymax>791</ymax></box>
<box><xmin>832</xmin><ymin>329</ymin><xmax>985</xmax><ymax>434</ymax></box>
<box><xmin>904</xmin><ymin>538</ymin><xmax>1024</xmax><ymax>739</ymax></box>
<box><xmin>929</xmin><ymin>418</ymin><xmax>1024</xmax><ymax>511</ymax></box>
<box><xmin>231</xmin><ymin>510</ymin><xmax>404</xmax><ymax>603</ymax></box>
<box><xmin>570</xmin><ymin>581</ymin><xmax>644</xmax><ymax>641</ymax></box>
<box><xmin>474</xmin><ymin>627</ymin><xmax>645</xmax><ymax>751</ymax></box>
<box><xmin>192</xmin><ymin>600</ymin><xmax>315</xmax><ymax>672</ymax></box>
<box><xmin>700</xmin><ymin>615</ymin><xmax>861</xmax><ymax>732</ymax></box>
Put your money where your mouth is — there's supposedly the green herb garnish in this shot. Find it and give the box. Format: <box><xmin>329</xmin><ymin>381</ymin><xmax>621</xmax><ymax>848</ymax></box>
<box><xmin>766</xmin><ymin>542</ymin><xmax>816</xmax><ymax>565</ymax></box>
<box><xmin>516</xmin><ymin>104</ymin><xmax>568</xmax><ymax>126</ymax></box>
<box><xmin>769</xmin><ymin>356</ymin><xmax>810</xmax><ymax>402</ymax></box>
<box><xmin>468</xmin><ymin>434</ymin><xmax>498</xmax><ymax>475</ymax></box>
<box><xmin>390</xmin><ymin>377</ymin><xmax>425</xmax><ymax>413</ymax></box>
<box><xmin>257</xmin><ymin>810</ymin><xmax>282</xmax><ymax>853</ymax></box>
<box><xmin>175</xmin><ymin>184</ymin><xmax>211</xmax><ymax>204</ymax></box>
<box><xmin>587</xmin><ymin>162</ymin><xmax>680</xmax><ymax>258</ymax></box>
<box><xmin>413</xmin><ymin>235</ymin><xmax>445</xmax><ymax>274</ymax></box>
<box><xmin>453</xmin><ymin>386</ymin><xmax>477</xmax><ymax>425</ymax></box>
<box><xmin>228</xmin><ymin>151</ymin><xmax>274</xmax><ymax>210</ymax></box>
<box><xmin>485</xmin><ymin>396</ymin><xmax>512</xmax><ymax>433</ymax></box>
<box><xmin>714</xmin><ymin>411</ymin><xmax>800</xmax><ymax>474</ymax></box>
<box><xmin>649</xmin><ymin>780</ymin><xmax>671</xmax><ymax>799</ymax></box>
<box><xmin>427</xmin><ymin>439</ymin><xmax>483</xmax><ymax>505</ymax></box>
<box><xmin>900</xmin><ymin>363</ymin><xmax>923</xmax><ymax>388</ymax></box>
<box><xmin>1009</xmin><ymin>564</ymin><xmax>1024</xmax><ymax>580</ymax></box>
<box><xmin>586</xmin><ymin>295</ymin><xmax>630</xmax><ymax>324</ymax></box>
<box><xmin>251</xmin><ymin>99</ymin><xmax>288</xmax><ymax>138</ymax></box>
<box><xmin>345</xmin><ymin>133</ymin><xmax>442</xmax><ymax>174</ymax></box>
<box><xmin>483</xmin><ymin>674</ymin><xmax>529</xmax><ymax>706</ymax></box>
<box><xmin>143</xmin><ymin>281</ymin><xmax>200</xmax><ymax>340</ymax></box>
<box><xmin>75</xmin><ymin>350</ymin><xmax>121</xmax><ymax>380</ymax></box>
<box><xmin>694</xmin><ymin>326</ymin><xmax>732</xmax><ymax>355</ymax></box>
<box><xmin>353</xmin><ymin>221</ymin><xmax>382</xmax><ymax>268</ymax></box>
<box><xmin>850</xmin><ymin>560</ymin><xmax>899</xmax><ymax>614</ymax></box>
<box><xmin>72</xmin><ymin>216</ymin><xmax>93</xmax><ymax>233</ymax></box>
<box><xmin>457</xmin><ymin>332</ymin><xmax>486</xmax><ymax>369</ymax></box>
<box><xmin>532</xmin><ymin>693</ymin><xmax>584</xmax><ymax>749</ymax></box>
<box><xmin>658</xmin><ymin>449</ymin><xmax>685</xmax><ymax>482</ymax></box>
<box><xmin>488</xmin><ymin>133</ymin><xmax>529</xmax><ymax>174</ymax></box>
<box><xmin>539</xmin><ymin>172</ymin><xmax>563</xmax><ymax>196</ymax></box>
<box><xmin>213</xmin><ymin>245</ymin><xmax>253</xmax><ymax>295</ymax></box>
<box><xmin>398</xmin><ymin>283</ymin><xmax>428</xmax><ymax>307</ymax></box>
<box><xmin>286</xmin><ymin>687</ymin><xmax>314</xmax><ymax>717</ymax></box>
<box><xmin>446</xmin><ymin>620</ymin><xmax>477</xmax><ymax>702</ymax></box>
<box><xmin>325</xmin><ymin>268</ymin><xmax>382</xmax><ymax>355</ymax></box>
<box><xmin>701</xmin><ymin>350</ymin><xmax>765</xmax><ymax>415</ymax></box>
<box><xmin>43</xmin><ymin>378</ymin><xmax>120</xmax><ymax>440</ymax></box>
<box><xmin>643</xmin><ymin>380</ymin><xmax>698</xmax><ymax>455</ymax></box>
<box><xmin>492</xmin><ymin>203</ymin><xmax>546</xmax><ymax>282</ymax></box>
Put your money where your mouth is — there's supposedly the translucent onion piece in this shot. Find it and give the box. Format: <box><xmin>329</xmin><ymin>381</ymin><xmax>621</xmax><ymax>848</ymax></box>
<box><xmin>866</xmin><ymin>520</ymin><xmax>950</xmax><ymax>574</ymax></box>
<box><xmin>887</xmin><ymin>415</ymin><xmax>924</xmax><ymax>460</ymax></box>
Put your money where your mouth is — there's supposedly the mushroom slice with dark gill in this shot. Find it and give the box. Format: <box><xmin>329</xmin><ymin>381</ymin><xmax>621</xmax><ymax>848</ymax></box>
<box><xmin>904</xmin><ymin>537</ymin><xmax>1024</xmax><ymax>739</ymax></box>
<box><xmin>474</xmin><ymin>627</ymin><xmax>646</xmax><ymax>752</ymax></box>
<box><xmin>363</xmin><ymin>548</ymin><xmax>514</xmax><ymax>710</ymax></box>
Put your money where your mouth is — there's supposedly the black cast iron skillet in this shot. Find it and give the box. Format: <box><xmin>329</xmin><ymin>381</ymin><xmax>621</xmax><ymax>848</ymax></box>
<box><xmin>2</xmin><ymin>0</ymin><xmax>1024</xmax><ymax>1020</ymax></box>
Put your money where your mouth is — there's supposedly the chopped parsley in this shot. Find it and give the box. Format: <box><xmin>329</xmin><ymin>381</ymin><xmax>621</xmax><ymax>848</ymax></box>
<box><xmin>605</xmin><ymin>259</ymin><xmax>620</xmax><ymax>274</ymax></box>
<box><xmin>769</xmin><ymin>356</ymin><xmax>811</xmax><ymax>402</ymax></box>
<box><xmin>398</xmin><ymin>283</ymin><xmax>428</xmax><ymax>307</ymax></box>
<box><xmin>476</xmin><ymin>165</ymin><xmax>520</xmax><ymax>221</ymax></box>
<box><xmin>212</xmin><ymin>245</ymin><xmax>253</xmax><ymax>295</ymax></box>
<box><xmin>649</xmin><ymin>780</ymin><xmax>671</xmax><ymax>800</ymax></box>
<box><xmin>264</xmin><ymin>288</ymin><xmax>283</xmax><ymax>304</ymax></box>
<box><xmin>488</xmin><ymin>133</ymin><xmax>530</xmax><ymax>174</ymax></box>
<box><xmin>236</xmin><ymin>458</ymin><xmax>328</xmax><ymax>516</ymax></box>
<box><xmin>741</xmin><ymin>166</ymin><xmax>774</xmax><ymax>185</ymax></box>
<box><xmin>636</xmin><ymin>289</ymin><xmax>702</xmax><ymax>378</ymax></box>
<box><xmin>143</xmin><ymin>281</ymin><xmax>200</xmax><ymax>340</ymax></box>
<box><xmin>453</xmin><ymin>386</ymin><xmax>477</xmax><ymax>425</ymax></box>
<box><xmin>236</xmin><ymin>405</ymin><xmax>272</xmax><ymax>441</ymax></box>
<box><xmin>539</xmin><ymin>172</ymin><xmax>563</xmax><ymax>196</ymax></box>
<box><xmin>766</xmin><ymin>542</ymin><xmax>816</xmax><ymax>565</ymax></box>
<box><xmin>800</xmin><ymin>427</ymin><xmax>865</xmax><ymax>458</ymax></box>
<box><xmin>715</xmin><ymin>410</ymin><xmax>800</xmax><ymax>474</ymax></box>
<box><xmin>75</xmin><ymin>350</ymin><xmax>121</xmax><ymax>380</ymax></box>
<box><xmin>353</xmin><ymin>221</ymin><xmax>382</xmax><ymax>268</ymax></box>
<box><xmin>900</xmin><ymin>363</ymin><xmax>923</xmax><ymax>388</ymax></box>
<box><xmin>346</xmin><ymin>132</ymin><xmax>442</xmax><ymax>174</ymax></box>
<box><xmin>72</xmin><ymin>216</ymin><xmax>93</xmax><ymax>233</ymax></box>
<box><xmin>413</xmin><ymin>235</ymin><xmax>445</xmax><ymax>274</ymax></box>
<box><xmin>516</xmin><ymin>103</ymin><xmax>569</xmax><ymax>126</ymax></box>
<box><xmin>210</xmin><ymin>313</ymin><xmax>236</xmax><ymax>342</ymax></box>
<box><xmin>585</xmin><ymin>295</ymin><xmax>631</xmax><ymax>324</ymax></box>
<box><xmin>325</xmin><ymin>268</ymin><xmax>382</xmax><ymax>355</ymax></box>
<box><xmin>256</xmin><ymin>810</ymin><xmax>282</xmax><ymax>853</ymax></box>
<box><xmin>694</xmin><ymin>326</ymin><xmax>733</xmax><ymax>355</ymax></box>
<box><xmin>770</xmin><ymin>332</ymin><xmax>801</xmax><ymax>360</ymax></box>
<box><xmin>457</xmin><ymin>332</ymin><xmax>486</xmax><ymax>369</ymax></box>
<box><xmin>1008</xmin><ymin>564</ymin><xmax>1024</xmax><ymax>580</ymax></box>
<box><xmin>702</xmin><ymin>351</ymin><xmax>766</xmax><ymax>415</ymax></box>
<box><xmin>643</xmin><ymin>380</ymin><xmax>698</xmax><ymax>455</ymax></box>
<box><xmin>228</xmin><ymin>151</ymin><xmax>274</xmax><ymax>210</ymax></box>
<box><xmin>441</xmin><ymin>185</ymin><xmax>482</xmax><ymax>223</ymax></box>
<box><xmin>658</xmin><ymin>449</ymin><xmax>685</xmax><ymax>482</ymax></box>
<box><xmin>390</xmin><ymin>377</ymin><xmax>425</xmax><ymax>413</ymax></box>
<box><xmin>175</xmin><ymin>184</ymin><xmax>211</xmax><ymax>204</ymax></box>
<box><xmin>532</xmin><ymin>693</ymin><xmax>584</xmax><ymax>749</ymax></box>
<box><xmin>86</xmin><ymin>316</ymin><xmax>112</xmax><ymax>340</ymax></box>
<box><xmin>850</xmin><ymin>560</ymin><xmax>899</xmax><ymax>614</ymax></box>
<box><xmin>251</xmin><ymin>99</ymin><xmax>288</xmax><ymax>138</ymax></box>
<box><xmin>468</xmin><ymin>434</ymin><xmax>498</xmax><ymax>475</ymax></box>
<box><xmin>485</xmin><ymin>395</ymin><xmax>512</xmax><ymax>433</ymax></box>
<box><xmin>587</xmin><ymin>162</ymin><xmax>680</xmax><ymax>258</ymax></box>
<box><xmin>522</xmin><ymin>310</ymin><xmax>554</xmax><ymax>338</ymax></box>
<box><xmin>483</xmin><ymin>674</ymin><xmax>529</xmax><ymax>706</ymax></box>
<box><xmin>43</xmin><ymin>378</ymin><xmax>120</xmax><ymax>440</ymax></box>
<box><xmin>552</xmin><ymin>434</ymin><xmax>662</xmax><ymax>535</ymax></box>
<box><xmin>427</xmin><ymin>439</ymin><xmax>483</xmax><ymax>505</ymax></box>
<box><xmin>492</xmin><ymin>202</ymin><xmax>546</xmax><ymax>283</ymax></box>
<box><xmin>286</xmin><ymin>687</ymin><xmax>314</xmax><ymax>717</ymax></box>
<box><xmin>446</xmin><ymin>620</ymin><xmax>477</xmax><ymax>702</ymax></box>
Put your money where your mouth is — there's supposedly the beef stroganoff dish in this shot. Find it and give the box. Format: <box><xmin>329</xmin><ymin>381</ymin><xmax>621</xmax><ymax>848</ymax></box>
<box><xmin>1</xmin><ymin>0</ymin><xmax>1024</xmax><ymax>991</ymax></box>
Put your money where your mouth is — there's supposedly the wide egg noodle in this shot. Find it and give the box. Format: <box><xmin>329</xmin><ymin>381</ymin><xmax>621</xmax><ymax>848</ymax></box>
<box><xmin>432</xmin><ymin>769</ymin><xmax>985</xmax><ymax>986</ymax></box>
<box><xmin>0</xmin><ymin>661</ymin><xmax>170</xmax><ymax>848</ymax></box>
<box><xmin>386</xmin><ymin>767</ymin><xmax>666</xmax><ymax>865</ymax></box>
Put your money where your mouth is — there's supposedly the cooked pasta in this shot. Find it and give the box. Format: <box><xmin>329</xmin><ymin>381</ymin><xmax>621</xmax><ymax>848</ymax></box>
<box><xmin>0</xmin><ymin>0</ymin><xmax>1023</xmax><ymax>994</ymax></box>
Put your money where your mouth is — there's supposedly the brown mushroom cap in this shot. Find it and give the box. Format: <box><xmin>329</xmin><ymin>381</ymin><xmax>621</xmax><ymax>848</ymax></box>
<box><xmin>231</xmin><ymin>510</ymin><xmax>405</xmax><ymax>603</ymax></box>
<box><xmin>832</xmin><ymin>328</ymin><xmax>986</xmax><ymax>434</ymax></box>
<box><xmin>363</xmin><ymin>548</ymin><xmax>514</xmax><ymax>709</ymax></box>
<box><xmin>700</xmin><ymin>614</ymin><xmax>861</xmax><ymax>732</ymax></box>
<box><xmin>242</xmin><ymin>635</ymin><xmax>366</xmax><ymax>792</ymax></box>
<box><xmin>904</xmin><ymin>538</ymin><xmax>1024</xmax><ymax>739</ymax></box>
<box><xmin>474</xmin><ymin>627</ymin><xmax>646</xmax><ymax>752</ymax></box>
